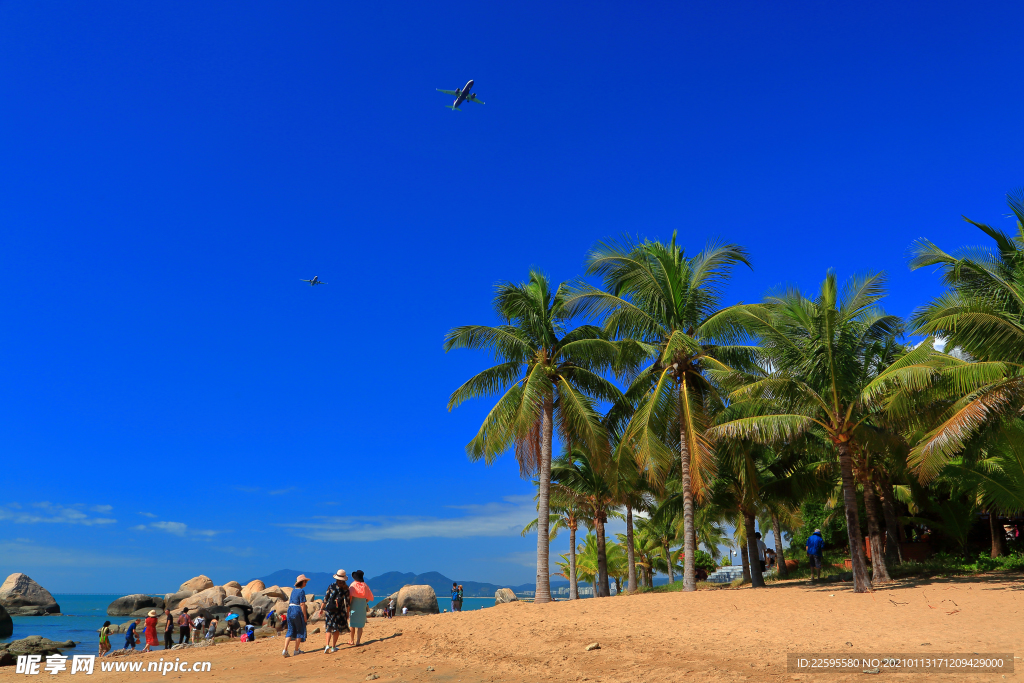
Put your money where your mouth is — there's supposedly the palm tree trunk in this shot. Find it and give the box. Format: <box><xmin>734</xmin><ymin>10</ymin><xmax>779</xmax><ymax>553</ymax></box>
<box><xmin>771</xmin><ymin>514</ymin><xmax>788</xmax><ymax>579</ymax></box>
<box><xmin>568</xmin><ymin>525</ymin><xmax>579</xmax><ymax>599</ymax></box>
<box><xmin>740</xmin><ymin>544</ymin><xmax>751</xmax><ymax>583</ymax></box>
<box><xmin>876</xmin><ymin>478</ymin><xmax>902</xmax><ymax>566</ymax></box>
<box><xmin>535</xmin><ymin>396</ymin><xmax>554</xmax><ymax>604</ymax></box>
<box><xmin>837</xmin><ymin>440</ymin><xmax>870</xmax><ymax>593</ymax></box>
<box><xmin>861</xmin><ymin>475</ymin><xmax>891</xmax><ymax>584</ymax></box>
<box><xmin>595</xmin><ymin>517</ymin><xmax>610</xmax><ymax>597</ymax></box>
<box><xmin>625</xmin><ymin>505</ymin><xmax>637</xmax><ymax>593</ymax></box>
<box><xmin>743</xmin><ymin>511</ymin><xmax>765</xmax><ymax>588</ymax></box>
<box><xmin>664</xmin><ymin>542</ymin><xmax>675</xmax><ymax>583</ymax></box>
<box><xmin>679</xmin><ymin>382</ymin><xmax>697</xmax><ymax>592</ymax></box>
<box><xmin>989</xmin><ymin>510</ymin><xmax>1004</xmax><ymax>558</ymax></box>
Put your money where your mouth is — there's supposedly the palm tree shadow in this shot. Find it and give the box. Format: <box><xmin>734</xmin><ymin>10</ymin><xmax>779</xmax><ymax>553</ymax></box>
<box><xmin>883</xmin><ymin>572</ymin><xmax>1024</xmax><ymax>591</ymax></box>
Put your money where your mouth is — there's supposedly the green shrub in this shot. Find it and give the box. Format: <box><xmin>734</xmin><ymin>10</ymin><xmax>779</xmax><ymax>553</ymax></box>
<box><xmin>693</xmin><ymin>550</ymin><xmax>717</xmax><ymax>573</ymax></box>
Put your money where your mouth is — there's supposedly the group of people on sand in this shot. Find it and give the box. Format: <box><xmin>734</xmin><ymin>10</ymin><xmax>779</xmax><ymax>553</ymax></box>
<box><xmin>98</xmin><ymin>605</ymin><xmax>253</xmax><ymax>656</ymax></box>
<box><xmin>282</xmin><ymin>570</ymin><xmax>373</xmax><ymax>657</ymax></box>
<box><xmin>449</xmin><ymin>582</ymin><xmax>464</xmax><ymax>612</ymax></box>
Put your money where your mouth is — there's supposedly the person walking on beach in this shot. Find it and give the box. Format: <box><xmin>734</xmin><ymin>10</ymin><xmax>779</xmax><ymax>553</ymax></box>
<box><xmin>98</xmin><ymin>621</ymin><xmax>112</xmax><ymax>656</ymax></box>
<box><xmin>321</xmin><ymin>569</ymin><xmax>350</xmax><ymax>653</ymax></box>
<box><xmin>282</xmin><ymin>574</ymin><xmax>311</xmax><ymax>657</ymax></box>
<box><xmin>805</xmin><ymin>528</ymin><xmax>825</xmax><ymax>580</ymax></box>
<box><xmin>141</xmin><ymin>610</ymin><xmax>159</xmax><ymax>653</ymax></box>
<box><xmin>177</xmin><ymin>608</ymin><xmax>191</xmax><ymax>644</ymax></box>
<box><xmin>457</xmin><ymin>584</ymin><xmax>464</xmax><ymax>612</ymax></box>
<box><xmin>450</xmin><ymin>582</ymin><xmax>459</xmax><ymax>613</ymax></box>
<box><xmin>163</xmin><ymin>609</ymin><xmax>174</xmax><ymax>650</ymax></box>
<box><xmin>387</xmin><ymin>597</ymin><xmax>395</xmax><ymax>619</ymax></box>
<box><xmin>347</xmin><ymin>570</ymin><xmax>373</xmax><ymax>646</ymax></box>
<box><xmin>191</xmin><ymin>613</ymin><xmax>205</xmax><ymax>643</ymax></box>
<box><xmin>123</xmin><ymin>619</ymin><xmax>139</xmax><ymax>651</ymax></box>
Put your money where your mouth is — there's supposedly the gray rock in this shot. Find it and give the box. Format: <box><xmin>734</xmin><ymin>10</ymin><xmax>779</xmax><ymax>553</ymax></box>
<box><xmin>248</xmin><ymin>594</ymin><xmax>274</xmax><ymax>622</ymax></box>
<box><xmin>164</xmin><ymin>590</ymin><xmax>195</xmax><ymax>610</ymax></box>
<box><xmin>107</xmin><ymin>594</ymin><xmax>164</xmax><ymax>616</ymax></box>
<box><xmin>396</xmin><ymin>585</ymin><xmax>439</xmax><ymax>615</ymax></box>
<box><xmin>0</xmin><ymin>603</ymin><xmax>11</xmax><ymax>639</ymax></box>
<box><xmin>5</xmin><ymin>636</ymin><xmax>77</xmax><ymax>657</ymax></box>
<box><xmin>178</xmin><ymin>587</ymin><xmax>226</xmax><ymax>611</ymax></box>
<box><xmin>0</xmin><ymin>574</ymin><xmax>60</xmax><ymax>616</ymax></box>
<box><xmin>494</xmin><ymin>588</ymin><xmax>518</xmax><ymax>605</ymax></box>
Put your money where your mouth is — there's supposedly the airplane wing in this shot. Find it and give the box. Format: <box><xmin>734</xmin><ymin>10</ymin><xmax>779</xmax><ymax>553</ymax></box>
<box><xmin>436</xmin><ymin>88</ymin><xmax>461</xmax><ymax>96</ymax></box>
<box><xmin>467</xmin><ymin>96</ymin><xmax>485</xmax><ymax>104</ymax></box>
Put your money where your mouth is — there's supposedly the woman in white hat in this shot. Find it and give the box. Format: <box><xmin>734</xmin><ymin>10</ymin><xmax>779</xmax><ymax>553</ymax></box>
<box><xmin>320</xmin><ymin>569</ymin><xmax>350</xmax><ymax>653</ymax></box>
<box><xmin>141</xmin><ymin>610</ymin><xmax>159</xmax><ymax>652</ymax></box>
<box><xmin>282</xmin><ymin>574</ymin><xmax>310</xmax><ymax>657</ymax></box>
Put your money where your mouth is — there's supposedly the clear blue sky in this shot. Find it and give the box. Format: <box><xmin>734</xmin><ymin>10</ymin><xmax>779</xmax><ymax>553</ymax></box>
<box><xmin>1</xmin><ymin>0</ymin><xmax>1021</xmax><ymax>594</ymax></box>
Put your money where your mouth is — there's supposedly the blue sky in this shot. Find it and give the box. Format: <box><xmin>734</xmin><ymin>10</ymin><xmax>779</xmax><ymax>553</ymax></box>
<box><xmin>1</xmin><ymin>0</ymin><xmax>1022</xmax><ymax>594</ymax></box>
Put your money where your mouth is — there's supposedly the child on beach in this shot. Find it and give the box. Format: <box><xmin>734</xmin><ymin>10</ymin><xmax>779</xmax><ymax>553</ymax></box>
<box><xmin>98</xmin><ymin>621</ymin><xmax>112</xmax><ymax>656</ymax></box>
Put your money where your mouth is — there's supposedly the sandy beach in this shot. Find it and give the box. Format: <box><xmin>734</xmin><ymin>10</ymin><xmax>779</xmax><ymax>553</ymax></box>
<box><xmin>9</xmin><ymin>573</ymin><xmax>1017</xmax><ymax>683</ymax></box>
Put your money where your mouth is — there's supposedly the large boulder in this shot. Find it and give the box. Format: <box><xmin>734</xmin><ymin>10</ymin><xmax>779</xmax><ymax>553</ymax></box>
<box><xmin>241</xmin><ymin>580</ymin><xmax>265</xmax><ymax>601</ymax></box>
<box><xmin>163</xmin><ymin>590</ymin><xmax>194</xmax><ymax>610</ymax></box>
<box><xmin>0</xmin><ymin>574</ymin><xmax>60</xmax><ymax>616</ymax></box>
<box><xmin>259</xmin><ymin>585</ymin><xmax>287</xmax><ymax>601</ymax></box>
<box><xmin>178</xmin><ymin>586</ymin><xmax>226</xmax><ymax>611</ymax></box>
<box><xmin>222</xmin><ymin>581</ymin><xmax>242</xmax><ymax>597</ymax></box>
<box><xmin>178</xmin><ymin>575</ymin><xmax>214</xmax><ymax>593</ymax></box>
<box><xmin>106</xmin><ymin>594</ymin><xmax>164</xmax><ymax>616</ymax></box>
<box><xmin>3</xmin><ymin>636</ymin><xmax>76</xmax><ymax>657</ymax></box>
<box><xmin>494</xmin><ymin>588</ymin><xmax>518</xmax><ymax>605</ymax></box>
<box><xmin>396</xmin><ymin>585</ymin><xmax>439</xmax><ymax>615</ymax></box>
<box><xmin>0</xmin><ymin>604</ymin><xmax>11</xmax><ymax>639</ymax></box>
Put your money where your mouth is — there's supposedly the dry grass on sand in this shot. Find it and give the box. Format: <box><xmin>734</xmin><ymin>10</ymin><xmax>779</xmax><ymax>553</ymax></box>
<box><xmin>10</xmin><ymin>574</ymin><xmax>1021</xmax><ymax>683</ymax></box>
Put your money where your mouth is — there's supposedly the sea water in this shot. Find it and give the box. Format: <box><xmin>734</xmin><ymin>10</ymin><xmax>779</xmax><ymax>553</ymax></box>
<box><xmin>2</xmin><ymin>595</ymin><xmax>501</xmax><ymax>648</ymax></box>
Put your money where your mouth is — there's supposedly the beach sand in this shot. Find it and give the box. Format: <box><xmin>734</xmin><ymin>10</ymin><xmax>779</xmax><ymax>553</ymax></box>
<box><xmin>5</xmin><ymin>573</ymin><xmax>1020</xmax><ymax>682</ymax></box>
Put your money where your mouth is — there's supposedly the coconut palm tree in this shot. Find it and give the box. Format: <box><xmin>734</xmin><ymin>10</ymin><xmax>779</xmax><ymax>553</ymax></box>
<box><xmin>906</xmin><ymin>190</ymin><xmax>1024</xmax><ymax>478</ymax></box>
<box><xmin>521</xmin><ymin>499</ymin><xmax>589</xmax><ymax>600</ymax></box>
<box><xmin>445</xmin><ymin>271</ymin><xmax>622</xmax><ymax>603</ymax></box>
<box><xmin>551</xmin><ymin>446</ymin><xmax>624</xmax><ymax>597</ymax></box>
<box><xmin>568</xmin><ymin>234</ymin><xmax>754</xmax><ymax>591</ymax></box>
<box><xmin>709</xmin><ymin>271</ymin><xmax>910</xmax><ymax>592</ymax></box>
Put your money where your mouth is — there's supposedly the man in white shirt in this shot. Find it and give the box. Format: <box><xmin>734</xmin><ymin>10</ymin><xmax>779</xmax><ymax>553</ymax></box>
<box><xmin>754</xmin><ymin>532</ymin><xmax>768</xmax><ymax>573</ymax></box>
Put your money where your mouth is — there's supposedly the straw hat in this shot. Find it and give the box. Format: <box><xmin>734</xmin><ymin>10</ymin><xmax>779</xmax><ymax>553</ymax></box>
<box><xmin>147</xmin><ymin>610</ymin><xmax>157</xmax><ymax>617</ymax></box>
<box><xmin>294</xmin><ymin>574</ymin><xmax>310</xmax><ymax>588</ymax></box>
<box><xmin>333</xmin><ymin>569</ymin><xmax>348</xmax><ymax>581</ymax></box>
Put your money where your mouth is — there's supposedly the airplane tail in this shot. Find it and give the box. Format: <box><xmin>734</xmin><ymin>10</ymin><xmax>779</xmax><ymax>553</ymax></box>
<box><xmin>445</xmin><ymin>105</ymin><xmax>462</xmax><ymax>111</ymax></box>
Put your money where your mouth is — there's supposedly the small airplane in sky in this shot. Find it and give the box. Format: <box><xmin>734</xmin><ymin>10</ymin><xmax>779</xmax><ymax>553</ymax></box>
<box><xmin>300</xmin><ymin>276</ymin><xmax>326</xmax><ymax>286</ymax></box>
<box><xmin>436</xmin><ymin>79</ymin><xmax>484</xmax><ymax>110</ymax></box>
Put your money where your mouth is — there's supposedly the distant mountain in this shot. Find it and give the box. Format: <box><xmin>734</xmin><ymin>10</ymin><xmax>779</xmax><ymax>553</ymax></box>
<box><xmin>251</xmin><ymin>569</ymin><xmax>569</xmax><ymax>599</ymax></box>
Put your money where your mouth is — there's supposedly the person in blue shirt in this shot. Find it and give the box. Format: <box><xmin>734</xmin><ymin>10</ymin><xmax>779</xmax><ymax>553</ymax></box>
<box><xmin>451</xmin><ymin>582</ymin><xmax>459</xmax><ymax>613</ymax></box>
<box><xmin>805</xmin><ymin>529</ymin><xmax>825</xmax><ymax>579</ymax></box>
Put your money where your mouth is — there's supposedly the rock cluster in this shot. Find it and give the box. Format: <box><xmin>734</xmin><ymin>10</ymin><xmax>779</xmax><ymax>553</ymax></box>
<box><xmin>0</xmin><ymin>574</ymin><xmax>60</xmax><ymax>616</ymax></box>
